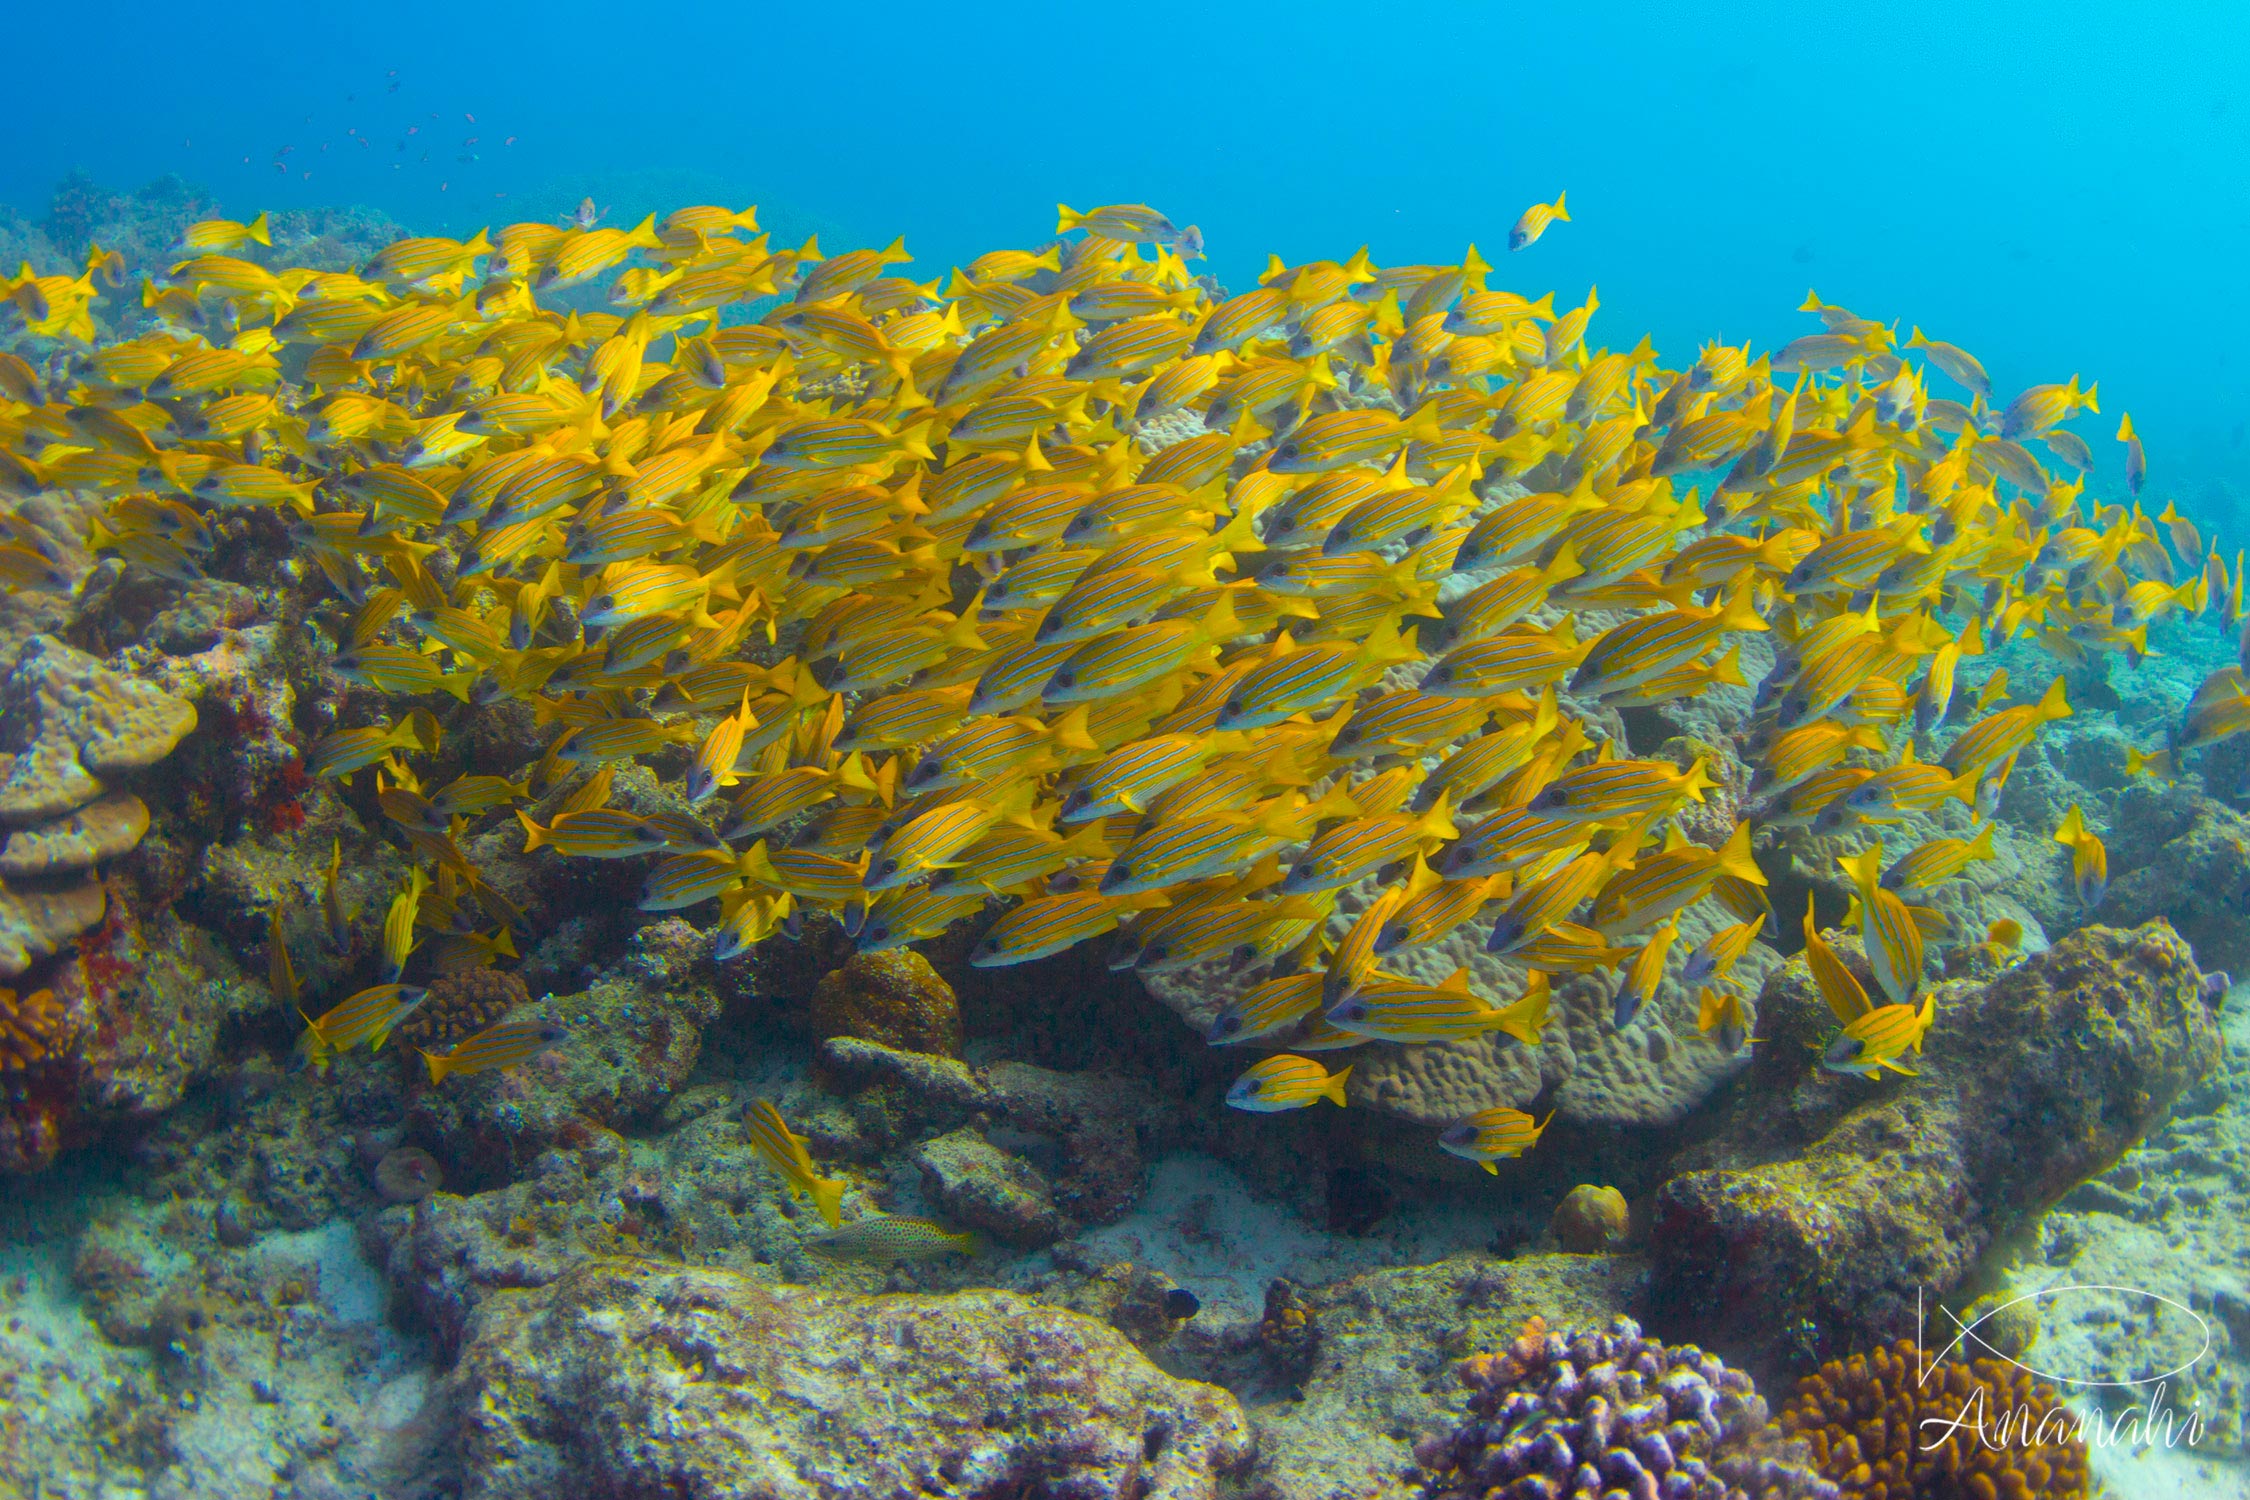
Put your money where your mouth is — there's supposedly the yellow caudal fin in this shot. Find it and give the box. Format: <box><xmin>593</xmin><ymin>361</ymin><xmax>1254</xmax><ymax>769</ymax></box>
<box><xmin>809</xmin><ymin>1174</ymin><xmax>845</xmax><ymax>1229</ymax></box>
<box><xmin>1708</xmin><ymin>644</ymin><xmax>1747</xmax><ymax>687</ymax></box>
<box><xmin>1414</xmin><ymin>791</ymin><xmax>1458</xmax><ymax>844</ymax></box>
<box><xmin>1551</xmin><ymin>191</ymin><xmax>1570</xmax><ymax>222</ymax></box>
<box><xmin>1681</xmin><ymin>757</ymin><xmax>1716</xmax><ymax>802</ymax></box>
<box><xmin>2036</xmin><ymin>675</ymin><xmax>2071</xmax><ymax>722</ymax></box>
<box><xmin>1498</xmin><ymin>971</ymin><xmax>1551</xmax><ymax>1045</ymax></box>
<box><xmin>1836</xmin><ymin>844</ymin><xmax>1884</xmax><ymax>900</ymax></box>
<box><xmin>1718</xmin><ymin>821</ymin><xmax>1764</xmax><ymax>885</ymax></box>
<box><xmin>2055</xmin><ymin>804</ymin><xmax>2087</xmax><ymax>847</ymax></box>
<box><xmin>514</xmin><ymin>809</ymin><xmax>550</xmax><ymax>852</ymax></box>
<box><xmin>1541</xmin><ymin>540</ymin><xmax>1585</xmax><ymax>586</ymax></box>
<box><xmin>421</xmin><ymin>1049</ymin><xmax>450</xmax><ymax>1084</ymax></box>
<box><xmin>1323</xmin><ymin>1064</ymin><xmax>1353</xmax><ymax>1107</ymax></box>
<box><xmin>1050</xmin><ymin>703</ymin><xmax>1097</xmax><ymax>754</ymax></box>
<box><xmin>1719</xmin><ymin>583</ymin><xmax>1768</xmax><ymax>633</ymax></box>
<box><xmin>247</xmin><ymin>211</ymin><xmax>272</xmax><ymax>247</ymax></box>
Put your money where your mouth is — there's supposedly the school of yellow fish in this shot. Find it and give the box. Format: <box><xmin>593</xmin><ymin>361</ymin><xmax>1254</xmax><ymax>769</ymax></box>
<box><xmin>3</xmin><ymin>196</ymin><xmax>2245</xmax><ymax>1175</ymax></box>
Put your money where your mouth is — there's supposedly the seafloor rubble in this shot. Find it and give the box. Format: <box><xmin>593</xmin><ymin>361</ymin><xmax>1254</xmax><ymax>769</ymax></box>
<box><xmin>1</xmin><ymin>178</ymin><xmax>2247</xmax><ymax>1500</ymax></box>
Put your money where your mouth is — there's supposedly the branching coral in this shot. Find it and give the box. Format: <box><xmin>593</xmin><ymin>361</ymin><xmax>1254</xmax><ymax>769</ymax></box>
<box><xmin>1777</xmin><ymin>1340</ymin><xmax>2089</xmax><ymax>1500</ymax></box>
<box><xmin>0</xmin><ymin>986</ymin><xmax>72</xmax><ymax>1071</ymax></box>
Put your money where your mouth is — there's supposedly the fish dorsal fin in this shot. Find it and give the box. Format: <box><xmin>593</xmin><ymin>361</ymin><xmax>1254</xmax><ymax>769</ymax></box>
<box><xmin>1439</xmin><ymin>966</ymin><xmax>1472</xmax><ymax>996</ymax></box>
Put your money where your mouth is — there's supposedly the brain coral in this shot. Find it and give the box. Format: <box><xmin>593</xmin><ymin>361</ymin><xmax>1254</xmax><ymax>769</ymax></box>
<box><xmin>1147</xmin><ymin>874</ymin><xmax>1777</xmax><ymax>1129</ymax></box>
<box><xmin>1778</xmin><ymin>1340</ymin><xmax>2089</xmax><ymax>1500</ymax></box>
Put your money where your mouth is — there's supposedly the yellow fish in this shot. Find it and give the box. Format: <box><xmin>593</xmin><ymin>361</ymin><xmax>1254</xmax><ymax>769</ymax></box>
<box><xmin>1509</xmin><ymin>193</ymin><xmax>1570</xmax><ymax>251</ymax></box>
<box><xmin>1438</xmin><ymin>1107</ymin><xmax>1553</xmax><ymax>1171</ymax></box>
<box><xmin>2053</xmin><ymin>804</ymin><xmax>2108</xmax><ymax>912</ymax></box>
<box><xmin>1225</xmin><ymin>1055</ymin><xmax>1351</xmax><ymax>1112</ymax></box>
<box><xmin>745</xmin><ymin>1099</ymin><xmax>846</xmax><ymax>1227</ymax></box>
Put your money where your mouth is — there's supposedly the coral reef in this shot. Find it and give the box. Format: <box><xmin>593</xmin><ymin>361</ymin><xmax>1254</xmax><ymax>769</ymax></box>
<box><xmin>1650</xmin><ymin>922</ymin><xmax>2221</xmax><ymax>1370</ymax></box>
<box><xmin>810</xmin><ymin>947</ymin><xmax>963</xmax><ymax>1056</ymax></box>
<box><xmin>914</xmin><ymin>1125</ymin><xmax>1064</xmax><ymax>1245</ymax></box>
<box><xmin>403</xmin><ymin>921</ymin><xmax>721</xmax><ymax>1188</ymax></box>
<box><xmin>396</xmin><ymin>966</ymin><xmax>528</xmax><ymax>1051</ymax></box>
<box><xmin>1553</xmin><ymin>1184</ymin><xmax>1632</xmax><ymax>1252</ymax></box>
<box><xmin>443</xmin><ymin>1260</ymin><xmax>1253</xmax><ymax>1500</ymax></box>
<box><xmin>0</xmin><ymin>635</ymin><xmax>192</xmax><ymax>982</ymax></box>
<box><xmin>2098</xmin><ymin>782</ymin><xmax>2250</xmax><ymax>973</ymax></box>
<box><xmin>821</xmin><ymin>1035</ymin><xmax>1158</xmax><ymax>1226</ymax></box>
<box><xmin>1417</xmin><ymin>1315</ymin><xmax>1837</xmax><ymax>1500</ymax></box>
<box><xmin>1146</xmin><ymin>881</ymin><xmax>1782</xmax><ymax>1131</ymax></box>
<box><xmin>0</xmin><ymin>634</ymin><xmax>197</xmax><ymax>824</ymax></box>
<box><xmin>1778</xmin><ymin>1340</ymin><xmax>2089</xmax><ymax>1500</ymax></box>
<box><xmin>1229</xmin><ymin>1256</ymin><xmax>1651</xmax><ymax>1500</ymax></box>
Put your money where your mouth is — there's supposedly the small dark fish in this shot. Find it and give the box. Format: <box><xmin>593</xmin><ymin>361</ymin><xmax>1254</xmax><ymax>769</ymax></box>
<box><xmin>1163</xmin><ymin>1288</ymin><xmax>1201</xmax><ymax>1320</ymax></box>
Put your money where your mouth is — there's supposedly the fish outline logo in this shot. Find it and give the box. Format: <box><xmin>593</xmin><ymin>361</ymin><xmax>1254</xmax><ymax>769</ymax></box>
<box><xmin>1917</xmin><ymin>1282</ymin><xmax>2211</xmax><ymax>1390</ymax></box>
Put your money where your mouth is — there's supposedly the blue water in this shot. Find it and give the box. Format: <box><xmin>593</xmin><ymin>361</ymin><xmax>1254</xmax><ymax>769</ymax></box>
<box><xmin>7</xmin><ymin>1</ymin><xmax>2248</xmax><ymax>523</ymax></box>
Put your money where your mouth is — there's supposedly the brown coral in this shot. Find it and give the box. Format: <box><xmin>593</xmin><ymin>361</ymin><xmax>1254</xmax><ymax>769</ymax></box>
<box><xmin>1551</xmin><ymin>1183</ymin><xmax>1630</xmax><ymax>1252</ymax></box>
<box><xmin>0</xmin><ymin>792</ymin><xmax>148</xmax><ymax>877</ymax></box>
<box><xmin>0</xmin><ymin>879</ymin><xmax>106</xmax><ymax>981</ymax></box>
<box><xmin>809</xmin><ymin>949</ymin><xmax>961</xmax><ymax>1056</ymax></box>
<box><xmin>397</xmin><ymin>967</ymin><xmax>527</xmax><ymax>1050</ymax></box>
<box><xmin>1779</xmin><ymin>1339</ymin><xmax>2089</xmax><ymax>1500</ymax></box>
<box><xmin>0</xmin><ymin>635</ymin><xmax>196</xmax><ymax>822</ymax></box>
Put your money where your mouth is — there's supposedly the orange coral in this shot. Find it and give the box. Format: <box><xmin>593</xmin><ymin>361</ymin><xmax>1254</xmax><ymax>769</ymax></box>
<box><xmin>1779</xmin><ymin>1339</ymin><xmax>2089</xmax><ymax>1500</ymax></box>
<box><xmin>0</xmin><ymin>987</ymin><xmax>70</xmax><ymax>1071</ymax></box>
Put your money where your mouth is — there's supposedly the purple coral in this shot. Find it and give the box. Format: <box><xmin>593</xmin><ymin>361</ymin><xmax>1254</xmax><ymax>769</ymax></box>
<box><xmin>1416</xmin><ymin>1316</ymin><xmax>1837</xmax><ymax>1500</ymax></box>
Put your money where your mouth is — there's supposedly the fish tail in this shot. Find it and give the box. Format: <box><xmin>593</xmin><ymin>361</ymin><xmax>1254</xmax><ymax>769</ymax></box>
<box><xmin>1718</xmin><ymin>821</ymin><xmax>1763</xmax><ymax>885</ymax></box>
<box><xmin>421</xmin><ymin>1049</ymin><xmax>449</xmax><ymax>1084</ymax></box>
<box><xmin>248</xmin><ymin>211</ymin><xmax>272</xmax><ymax>247</ymax></box>
<box><xmin>1050</xmin><ymin>703</ymin><xmax>1098</xmax><ymax>754</ymax></box>
<box><xmin>1324</xmin><ymin>1064</ymin><xmax>1353</xmax><ymax>1107</ymax></box>
<box><xmin>1718</xmin><ymin>584</ymin><xmax>1767</xmax><ymax>634</ymax></box>
<box><xmin>514</xmin><ymin>809</ymin><xmax>548</xmax><ymax>851</ymax></box>
<box><xmin>2036</xmin><ymin>675</ymin><xmax>2071</xmax><ymax>722</ymax></box>
<box><xmin>1551</xmin><ymin>191</ymin><xmax>1569</xmax><ymax>221</ymax></box>
<box><xmin>1055</xmin><ymin>204</ymin><xmax>1085</xmax><ymax>234</ymax></box>
<box><xmin>1966</xmin><ymin>821</ymin><xmax>1997</xmax><ymax>862</ymax></box>
<box><xmin>1681</xmin><ymin>756</ymin><xmax>1716</xmax><ymax>802</ymax></box>
<box><xmin>811</xmin><ymin>1174</ymin><xmax>845</xmax><ymax>1229</ymax></box>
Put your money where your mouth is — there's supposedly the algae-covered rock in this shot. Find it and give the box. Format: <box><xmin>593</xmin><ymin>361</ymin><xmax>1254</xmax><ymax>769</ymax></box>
<box><xmin>810</xmin><ymin>947</ymin><xmax>962</xmax><ymax>1055</ymax></box>
<box><xmin>1649</xmin><ymin>920</ymin><xmax>2220</xmax><ymax>1371</ymax></box>
<box><xmin>444</xmin><ymin>1260</ymin><xmax>1253</xmax><ymax>1500</ymax></box>
<box><xmin>819</xmin><ymin>1035</ymin><xmax>1157</xmax><ymax>1225</ymax></box>
<box><xmin>406</xmin><ymin>959</ymin><xmax>718</xmax><ymax>1190</ymax></box>
<box><xmin>1236</xmin><ymin>1252</ymin><xmax>1649</xmax><ymax>1500</ymax></box>
<box><xmin>2099</xmin><ymin>785</ymin><xmax>2250</xmax><ymax>973</ymax></box>
<box><xmin>914</xmin><ymin>1125</ymin><xmax>1063</xmax><ymax>1246</ymax></box>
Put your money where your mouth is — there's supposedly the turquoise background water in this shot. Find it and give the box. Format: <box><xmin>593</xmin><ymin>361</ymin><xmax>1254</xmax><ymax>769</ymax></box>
<box><xmin>8</xmin><ymin>1</ymin><xmax>2246</xmax><ymax>523</ymax></box>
